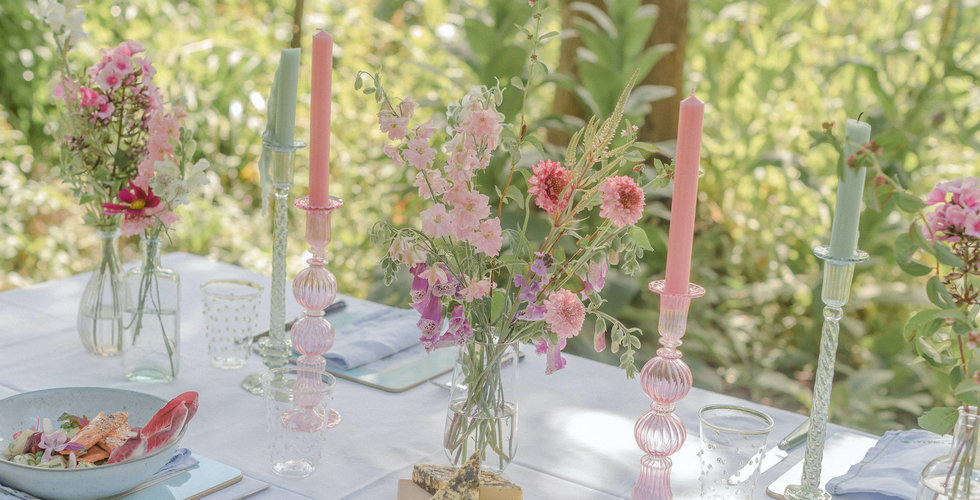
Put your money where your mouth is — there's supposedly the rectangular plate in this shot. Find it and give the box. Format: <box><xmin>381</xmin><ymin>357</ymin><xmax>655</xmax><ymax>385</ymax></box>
<box><xmin>320</xmin><ymin>343</ymin><xmax>457</xmax><ymax>393</ymax></box>
<box><xmin>119</xmin><ymin>454</ymin><xmax>243</xmax><ymax>500</ymax></box>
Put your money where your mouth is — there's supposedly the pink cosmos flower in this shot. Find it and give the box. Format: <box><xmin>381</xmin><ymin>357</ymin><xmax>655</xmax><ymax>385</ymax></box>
<box><xmin>599</xmin><ymin>175</ymin><xmax>645</xmax><ymax>227</ymax></box>
<box><xmin>543</xmin><ymin>289</ymin><xmax>585</xmax><ymax>339</ymax></box>
<box><xmin>461</xmin><ymin>279</ymin><xmax>494</xmax><ymax>302</ymax></box>
<box><xmin>469</xmin><ymin>218</ymin><xmax>502</xmax><ymax>257</ymax></box>
<box><xmin>103</xmin><ymin>181</ymin><xmax>163</xmax><ymax>237</ymax></box>
<box><xmin>421</xmin><ymin>203</ymin><xmax>453</xmax><ymax>239</ymax></box>
<box><xmin>527</xmin><ymin>159</ymin><xmax>571</xmax><ymax>215</ymax></box>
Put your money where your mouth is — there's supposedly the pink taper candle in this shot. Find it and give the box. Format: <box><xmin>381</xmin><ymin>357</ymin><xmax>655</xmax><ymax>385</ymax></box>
<box><xmin>309</xmin><ymin>30</ymin><xmax>333</xmax><ymax>207</ymax></box>
<box><xmin>664</xmin><ymin>90</ymin><xmax>704</xmax><ymax>295</ymax></box>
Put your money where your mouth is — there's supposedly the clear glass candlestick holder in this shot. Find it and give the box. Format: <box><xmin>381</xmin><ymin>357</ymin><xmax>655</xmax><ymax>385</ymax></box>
<box><xmin>242</xmin><ymin>139</ymin><xmax>305</xmax><ymax>395</ymax></box>
<box><xmin>633</xmin><ymin>280</ymin><xmax>705</xmax><ymax>500</ymax></box>
<box><xmin>784</xmin><ymin>245</ymin><xmax>868</xmax><ymax>500</ymax></box>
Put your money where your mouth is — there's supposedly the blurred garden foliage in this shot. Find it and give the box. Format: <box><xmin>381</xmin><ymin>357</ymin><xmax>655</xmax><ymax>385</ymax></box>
<box><xmin>1</xmin><ymin>0</ymin><xmax>977</xmax><ymax>434</ymax></box>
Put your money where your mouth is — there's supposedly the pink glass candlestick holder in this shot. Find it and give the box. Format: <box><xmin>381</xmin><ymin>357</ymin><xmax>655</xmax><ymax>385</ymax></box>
<box><xmin>287</xmin><ymin>194</ymin><xmax>343</xmax><ymax>430</ymax></box>
<box><xmin>633</xmin><ymin>279</ymin><xmax>705</xmax><ymax>500</ymax></box>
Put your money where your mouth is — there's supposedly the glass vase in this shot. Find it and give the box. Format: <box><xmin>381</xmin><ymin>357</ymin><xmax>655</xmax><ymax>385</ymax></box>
<box><xmin>918</xmin><ymin>407</ymin><xmax>980</xmax><ymax>499</ymax></box>
<box><xmin>122</xmin><ymin>237</ymin><xmax>180</xmax><ymax>382</ymax></box>
<box><xmin>77</xmin><ymin>227</ymin><xmax>125</xmax><ymax>356</ymax></box>
<box><xmin>443</xmin><ymin>338</ymin><xmax>519</xmax><ymax>473</ymax></box>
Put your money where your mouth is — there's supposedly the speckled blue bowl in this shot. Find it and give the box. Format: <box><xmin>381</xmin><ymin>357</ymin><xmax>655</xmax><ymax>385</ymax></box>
<box><xmin>0</xmin><ymin>387</ymin><xmax>186</xmax><ymax>500</ymax></box>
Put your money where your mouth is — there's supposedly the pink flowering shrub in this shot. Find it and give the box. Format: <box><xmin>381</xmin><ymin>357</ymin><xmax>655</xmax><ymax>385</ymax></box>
<box><xmin>358</xmin><ymin>59</ymin><xmax>666</xmax><ymax>377</ymax></box>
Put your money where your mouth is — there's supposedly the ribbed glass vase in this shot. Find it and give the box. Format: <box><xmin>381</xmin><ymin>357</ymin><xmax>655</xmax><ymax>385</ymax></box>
<box><xmin>77</xmin><ymin>227</ymin><xmax>125</xmax><ymax>356</ymax></box>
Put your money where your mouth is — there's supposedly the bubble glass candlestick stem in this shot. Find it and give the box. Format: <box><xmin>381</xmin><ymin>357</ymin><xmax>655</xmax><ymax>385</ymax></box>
<box><xmin>633</xmin><ymin>279</ymin><xmax>705</xmax><ymax>500</ymax></box>
<box><xmin>289</xmin><ymin>194</ymin><xmax>343</xmax><ymax>424</ymax></box>
<box><xmin>242</xmin><ymin>140</ymin><xmax>305</xmax><ymax>395</ymax></box>
<box><xmin>784</xmin><ymin>245</ymin><xmax>868</xmax><ymax>500</ymax></box>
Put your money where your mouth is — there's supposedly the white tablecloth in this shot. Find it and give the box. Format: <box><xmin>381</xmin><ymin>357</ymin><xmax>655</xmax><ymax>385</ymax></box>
<box><xmin>0</xmin><ymin>253</ymin><xmax>880</xmax><ymax>499</ymax></box>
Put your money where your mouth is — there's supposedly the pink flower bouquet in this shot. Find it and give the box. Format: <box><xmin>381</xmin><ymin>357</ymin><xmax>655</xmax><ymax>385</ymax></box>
<box><xmin>361</xmin><ymin>75</ymin><xmax>665</xmax><ymax>377</ymax></box>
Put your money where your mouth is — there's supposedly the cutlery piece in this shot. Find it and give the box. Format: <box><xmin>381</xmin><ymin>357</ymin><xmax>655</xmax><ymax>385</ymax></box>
<box><xmin>233</xmin><ymin>485</ymin><xmax>271</xmax><ymax>500</ymax></box>
<box><xmin>727</xmin><ymin>419</ymin><xmax>809</xmax><ymax>484</ymax></box>
<box><xmin>251</xmin><ymin>300</ymin><xmax>347</xmax><ymax>343</ymax></box>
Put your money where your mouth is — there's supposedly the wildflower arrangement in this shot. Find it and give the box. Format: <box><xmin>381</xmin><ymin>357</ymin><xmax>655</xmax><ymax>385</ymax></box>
<box><xmin>31</xmin><ymin>0</ymin><xmax>208</xmax><ymax>234</ymax></box>
<box><xmin>356</xmin><ymin>30</ymin><xmax>668</xmax><ymax>383</ymax></box>
<box><xmin>358</xmin><ymin>71</ymin><xmax>664</xmax><ymax>378</ymax></box>
<box><xmin>895</xmin><ymin>176</ymin><xmax>980</xmax><ymax>431</ymax></box>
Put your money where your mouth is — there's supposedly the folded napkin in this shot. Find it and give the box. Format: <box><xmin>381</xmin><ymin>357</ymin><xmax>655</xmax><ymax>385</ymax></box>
<box><xmin>826</xmin><ymin>429</ymin><xmax>951</xmax><ymax>499</ymax></box>
<box><xmin>0</xmin><ymin>448</ymin><xmax>197</xmax><ymax>500</ymax></box>
<box><xmin>322</xmin><ymin>307</ymin><xmax>421</xmax><ymax>370</ymax></box>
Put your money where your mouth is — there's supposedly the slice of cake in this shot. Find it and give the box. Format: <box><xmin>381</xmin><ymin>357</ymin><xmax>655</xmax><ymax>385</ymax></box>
<box><xmin>413</xmin><ymin>455</ymin><xmax>523</xmax><ymax>500</ymax></box>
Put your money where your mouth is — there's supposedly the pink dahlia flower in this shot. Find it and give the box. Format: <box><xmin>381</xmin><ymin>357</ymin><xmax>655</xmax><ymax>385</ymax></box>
<box><xmin>543</xmin><ymin>289</ymin><xmax>585</xmax><ymax>339</ymax></box>
<box><xmin>599</xmin><ymin>175</ymin><xmax>645</xmax><ymax>227</ymax></box>
<box><xmin>527</xmin><ymin>159</ymin><xmax>571</xmax><ymax>215</ymax></box>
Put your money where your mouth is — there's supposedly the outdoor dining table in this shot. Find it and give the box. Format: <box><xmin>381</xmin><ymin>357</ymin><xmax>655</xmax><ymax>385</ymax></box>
<box><xmin>0</xmin><ymin>252</ymin><xmax>882</xmax><ymax>499</ymax></box>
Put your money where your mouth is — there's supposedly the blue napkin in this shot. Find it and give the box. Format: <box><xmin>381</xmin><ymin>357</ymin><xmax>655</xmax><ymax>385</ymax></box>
<box><xmin>322</xmin><ymin>307</ymin><xmax>421</xmax><ymax>370</ymax></box>
<box><xmin>0</xmin><ymin>448</ymin><xmax>197</xmax><ymax>500</ymax></box>
<box><xmin>826</xmin><ymin>430</ymin><xmax>951</xmax><ymax>499</ymax></box>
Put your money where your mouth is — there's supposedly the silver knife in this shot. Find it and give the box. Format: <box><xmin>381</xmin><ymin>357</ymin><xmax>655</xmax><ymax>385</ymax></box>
<box><xmin>727</xmin><ymin>419</ymin><xmax>809</xmax><ymax>484</ymax></box>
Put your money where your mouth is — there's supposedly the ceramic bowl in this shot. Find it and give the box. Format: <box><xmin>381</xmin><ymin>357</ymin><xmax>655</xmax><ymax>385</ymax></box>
<box><xmin>0</xmin><ymin>387</ymin><xmax>186</xmax><ymax>500</ymax></box>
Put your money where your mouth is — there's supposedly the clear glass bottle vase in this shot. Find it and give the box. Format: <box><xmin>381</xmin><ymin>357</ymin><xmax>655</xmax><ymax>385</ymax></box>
<box><xmin>918</xmin><ymin>407</ymin><xmax>980</xmax><ymax>499</ymax></box>
<box><xmin>443</xmin><ymin>338</ymin><xmax>519</xmax><ymax>473</ymax></box>
<box><xmin>122</xmin><ymin>237</ymin><xmax>180</xmax><ymax>382</ymax></box>
<box><xmin>77</xmin><ymin>227</ymin><xmax>125</xmax><ymax>356</ymax></box>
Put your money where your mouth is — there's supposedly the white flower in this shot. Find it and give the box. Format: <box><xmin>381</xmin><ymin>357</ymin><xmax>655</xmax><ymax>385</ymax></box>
<box><xmin>29</xmin><ymin>0</ymin><xmax>87</xmax><ymax>43</ymax></box>
<box><xmin>186</xmin><ymin>159</ymin><xmax>210</xmax><ymax>189</ymax></box>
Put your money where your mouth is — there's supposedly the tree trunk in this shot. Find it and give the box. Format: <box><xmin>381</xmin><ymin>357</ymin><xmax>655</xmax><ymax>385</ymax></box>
<box><xmin>549</xmin><ymin>0</ymin><xmax>689</xmax><ymax>145</ymax></box>
<box><xmin>643</xmin><ymin>0</ymin><xmax>689</xmax><ymax>143</ymax></box>
<box><xmin>547</xmin><ymin>0</ymin><xmax>602</xmax><ymax>146</ymax></box>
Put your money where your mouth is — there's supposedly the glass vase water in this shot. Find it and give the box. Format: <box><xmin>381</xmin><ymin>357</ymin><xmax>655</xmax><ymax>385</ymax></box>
<box><xmin>122</xmin><ymin>237</ymin><xmax>180</xmax><ymax>382</ymax></box>
<box><xmin>443</xmin><ymin>338</ymin><xmax>520</xmax><ymax>473</ymax></box>
<box><xmin>77</xmin><ymin>227</ymin><xmax>125</xmax><ymax>356</ymax></box>
<box><xmin>918</xmin><ymin>407</ymin><xmax>980</xmax><ymax>499</ymax></box>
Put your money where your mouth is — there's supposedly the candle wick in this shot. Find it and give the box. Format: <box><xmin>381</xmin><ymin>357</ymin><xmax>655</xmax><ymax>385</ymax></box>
<box><xmin>856</xmin><ymin>111</ymin><xmax>864</xmax><ymax>123</ymax></box>
<box><xmin>690</xmin><ymin>87</ymin><xmax>696</xmax><ymax>97</ymax></box>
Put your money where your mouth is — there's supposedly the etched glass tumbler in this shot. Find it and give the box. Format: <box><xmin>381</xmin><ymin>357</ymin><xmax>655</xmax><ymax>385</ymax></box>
<box><xmin>201</xmin><ymin>280</ymin><xmax>263</xmax><ymax>369</ymax></box>
<box><xmin>699</xmin><ymin>404</ymin><xmax>774</xmax><ymax>499</ymax></box>
<box><xmin>262</xmin><ymin>367</ymin><xmax>340</xmax><ymax>478</ymax></box>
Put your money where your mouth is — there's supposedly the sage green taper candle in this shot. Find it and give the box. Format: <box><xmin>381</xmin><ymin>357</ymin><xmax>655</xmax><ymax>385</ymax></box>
<box><xmin>272</xmin><ymin>48</ymin><xmax>301</xmax><ymax>147</ymax></box>
<box><xmin>828</xmin><ymin>119</ymin><xmax>872</xmax><ymax>259</ymax></box>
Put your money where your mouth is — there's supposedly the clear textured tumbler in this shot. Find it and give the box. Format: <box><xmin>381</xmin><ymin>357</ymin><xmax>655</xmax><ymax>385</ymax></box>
<box><xmin>262</xmin><ymin>367</ymin><xmax>340</xmax><ymax>478</ymax></box>
<box><xmin>201</xmin><ymin>280</ymin><xmax>263</xmax><ymax>369</ymax></box>
<box><xmin>699</xmin><ymin>404</ymin><xmax>774</xmax><ymax>499</ymax></box>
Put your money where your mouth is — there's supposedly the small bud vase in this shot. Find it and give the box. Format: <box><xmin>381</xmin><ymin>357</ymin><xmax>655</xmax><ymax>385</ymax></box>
<box><xmin>917</xmin><ymin>407</ymin><xmax>980</xmax><ymax>499</ymax></box>
<box><xmin>122</xmin><ymin>237</ymin><xmax>180</xmax><ymax>382</ymax></box>
<box><xmin>77</xmin><ymin>227</ymin><xmax>125</xmax><ymax>356</ymax></box>
<box><xmin>443</xmin><ymin>338</ymin><xmax>520</xmax><ymax>473</ymax></box>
